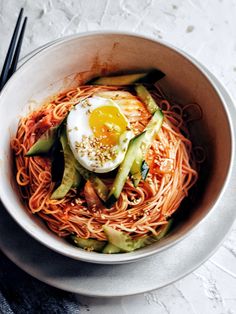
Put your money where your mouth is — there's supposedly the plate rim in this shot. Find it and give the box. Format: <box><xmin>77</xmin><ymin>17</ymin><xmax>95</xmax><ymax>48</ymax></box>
<box><xmin>0</xmin><ymin>38</ymin><xmax>236</xmax><ymax>297</ymax></box>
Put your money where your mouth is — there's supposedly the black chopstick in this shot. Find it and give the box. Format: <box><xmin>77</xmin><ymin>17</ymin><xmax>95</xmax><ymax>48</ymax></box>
<box><xmin>7</xmin><ymin>17</ymin><xmax>27</xmax><ymax>80</ymax></box>
<box><xmin>0</xmin><ymin>8</ymin><xmax>27</xmax><ymax>91</ymax></box>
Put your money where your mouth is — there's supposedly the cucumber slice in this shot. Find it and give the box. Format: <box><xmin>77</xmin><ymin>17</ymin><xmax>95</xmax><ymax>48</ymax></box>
<box><xmin>51</xmin><ymin>129</ymin><xmax>105</xmax><ymax>200</ymax></box>
<box><xmin>103</xmin><ymin>226</ymin><xmax>137</xmax><ymax>252</ymax></box>
<box><xmin>130</xmin><ymin>148</ymin><xmax>143</xmax><ymax>187</ymax></box>
<box><xmin>72</xmin><ymin>170</ymin><xmax>81</xmax><ymax>188</ymax></box>
<box><xmin>133</xmin><ymin>236</ymin><xmax>157</xmax><ymax>250</ymax></box>
<box><xmin>50</xmin><ymin>131</ymin><xmax>79</xmax><ymax>199</ymax></box>
<box><xmin>130</xmin><ymin>153</ymin><xmax>149</xmax><ymax>187</ymax></box>
<box><xmin>130</xmin><ymin>159</ymin><xmax>150</xmax><ymax>187</ymax></box>
<box><xmin>103</xmin><ymin>221</ymin><xmax>173</xmax><ymax>253</ymax></box>
<box><xmin>130</xmin><ymin>110</ymin><xmax>163</xmax><ymax>187</ymax></box>
<box><xmin>90</xmin><ymin>73</ymin><xmax>148</xmax><ymax>86</ymax></box>
<box><xmin>135</xmin><ymin>84</ymin><xmax>158</xmax><ymax>114</ymax></box>
<box><xmin>102</xmin><ymin>243</ymin><xmax>121</xmax><ymax>254</ymax></box>
<box><xmin>132</xmin><ymin>221</ymin><xmax>173</xmax><ymax>249</ymax></box>
<box><xmin>130</xmin><ymin>85</ymin><xmax>164</xmax><ymax>187</ymax></box>
<box><xmin>89</xmin><ymin>69</ymin><xmax>165</xmax><ymax>86</ymax></box>
<box><xmin>129</xmin><ymin>220</ymin><xmax>173</xmax><ymax>250</ymax></box>
<box><xmin>70</xmin><ymin>235</ymin><xmax>106</xmax><ymax>252</ymax></box>
<box><xmin>106</xmin><ymin>131</ymin><xmax>146</xmax><ymax>207</ymax></box>
<box><xmin>153</xmin><ymin>219</ymin><xmax>173</xmax><ymax>240</ymax></box>
<box><xmin>142</xmin><ymin>109</ymin><xmax>164</xmax><ymax>152</ymax></box>
<box><xmin>26</xmin><ymin>126</ymin><xmax>58</xmax><ymax>156</ymax></box>
<box><xmin>75</xmin><ymin>162</ymin><xmax>108</xmax><ymax>202</ymax></box>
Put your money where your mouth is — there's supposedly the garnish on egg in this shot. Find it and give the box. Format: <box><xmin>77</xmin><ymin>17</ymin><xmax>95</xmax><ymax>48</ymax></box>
<box><xmin>66</xmin><ymin>95</ymin><xmax>134</xmax><ymax>173</ymax></box>
<box><xmin>75</xmin><ymin>135</ymin><xmax>117</xmax><ymax>168</ymax></box>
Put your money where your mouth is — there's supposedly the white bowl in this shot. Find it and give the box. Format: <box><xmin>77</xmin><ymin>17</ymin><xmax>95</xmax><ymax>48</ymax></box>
<box><xmin>0</xmin><ymin>32</ymin><xmax>233</xmax><ymax>264</ymax></box>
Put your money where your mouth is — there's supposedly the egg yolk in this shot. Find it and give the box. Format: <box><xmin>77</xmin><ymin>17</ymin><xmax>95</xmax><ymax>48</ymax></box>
<box><xmin>89</xmin><ymin>106</ymin><xmax>128</xmax><ymax>146</ymax></box>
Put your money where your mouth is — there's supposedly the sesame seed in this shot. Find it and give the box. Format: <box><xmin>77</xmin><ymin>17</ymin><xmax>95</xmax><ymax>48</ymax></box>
<box><xmin>75</xmin><ymin>135</ymin><xmax>117</xmax><ymax>167</ymax></box>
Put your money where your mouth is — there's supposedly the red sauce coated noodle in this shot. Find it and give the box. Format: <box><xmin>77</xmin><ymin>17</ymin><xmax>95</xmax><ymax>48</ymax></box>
<box><xmin>11</xmin><ymin>85</ymin><xmax>198</xmax><ymax>241</ymax></box>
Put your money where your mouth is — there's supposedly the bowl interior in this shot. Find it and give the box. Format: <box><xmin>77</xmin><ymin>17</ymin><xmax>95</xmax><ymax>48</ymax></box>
<box><xmin>0</xmin><ymin>33</ymin><xmax>232</xmax><ymax>264</ymax></box>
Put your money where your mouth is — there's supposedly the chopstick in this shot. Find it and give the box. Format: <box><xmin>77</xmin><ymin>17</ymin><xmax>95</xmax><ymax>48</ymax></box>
<box><xmin>0</xmin><ymin>8</ymin><xmax>27</xmax><ymax>92</ymax></box>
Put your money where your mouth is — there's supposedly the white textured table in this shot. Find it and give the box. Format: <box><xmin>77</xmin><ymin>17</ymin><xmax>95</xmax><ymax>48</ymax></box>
<box><xmin>0</xmin><ymin>1</ymin><xmax>236</xmax><ymax>313</ymax></box>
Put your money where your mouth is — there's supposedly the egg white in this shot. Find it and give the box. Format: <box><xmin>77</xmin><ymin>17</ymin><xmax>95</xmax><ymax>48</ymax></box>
<box><xmin>66</xmin><ymin>96</ymin><xmax>133</xmax><ymax>173</ymax></box>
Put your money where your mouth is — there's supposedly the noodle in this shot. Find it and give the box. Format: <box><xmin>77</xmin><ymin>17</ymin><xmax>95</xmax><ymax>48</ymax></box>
<box><xmin>11</xmin><ymin>85</ymin><xmax>198</xmax><ymax>241</ymax></box>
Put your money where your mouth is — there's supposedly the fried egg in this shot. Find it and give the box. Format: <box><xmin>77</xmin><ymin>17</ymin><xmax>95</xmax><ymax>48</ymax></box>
<box><xmin>66</xmin><ymin>95</ymin><xmax>133</xmax><ymax>173</ymax></box>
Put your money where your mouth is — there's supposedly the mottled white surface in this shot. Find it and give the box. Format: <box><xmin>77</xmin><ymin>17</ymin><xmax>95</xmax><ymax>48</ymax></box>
<box><xmin>0</xmin><ymin>0</ymin><xmax>236</xmax><ymax>313</ymax></box>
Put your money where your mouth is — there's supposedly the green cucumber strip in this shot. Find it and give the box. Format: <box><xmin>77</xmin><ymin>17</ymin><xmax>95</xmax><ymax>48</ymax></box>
<box><xmin>26</xmin><ymin>126</ymin><xmax>58</xmax><ymax>156</ymax></box>
<box><xmin>89</xmin><ymin>73</ymin><xmax>148</xmax><ymax>85</ymax></box>
<box><xmin>70</xmin><ymin>235</ymin><xmax>106</xmax><ymax>252</ymax></box>
<box><xmin>90</xmin><ymin>177</ymin><xmax>109</xmax><ymax>202</ymax></box>
<box><xmin>133</xmin><ymin>220</ymin><xmax>173</xmax><ymax>249</ymax></box>
<box><xmin>102</xmin><ymin>243</ymin><xmax>121</xmax><ymax>254</ymax></box>
<box><xmin>130</xmin><ymin>110</ymin><xmax>163</xmax><ymax>187</ymax></box>
<box><xmin>130</xmin><ymin>148</ymin><xmax>143</xmax><ymax>187</ymax></box>
<box><xmin>50</xmin><ymin>132</ymin><xmax>78</xmax><ymax>199</ymax></box>
<box><xmin>153</xmin><ymin>219</ymin><xmax>173</xmax><ymax>241</ymax></box>
<box><xmin>89</xmin><ymin>69</ymin><xmax>165</xmax><ymax>86</ymax></box>
<box><xmin>133</xmin><ymin>236</ymin><xmax>157</xmax><ymax>250</ymax></box>
<box><xmin>103</xmin><ymin>221</ymin><xmax>173</xmax><ymax>253</ymax></box>
<box><xmin>130</xmin><ymin>155</ymin><xmax>149</xmax><ymax>187</ymax></box>
<box><xmin>103</xmin><ymin>226</ymin><xmax>153</xmax><ymax>252</ymax></box>
<box><xmin>72</xmin><ymin>170</ymin><xmax>81</xmax><ymax>188</ymax></box>
<box><xmin>142</xmin><ymin>109</ymin><xmax>164</xmax><ymax>152</ymax></box>
<box><xmin>106</xmin><ymin>131</ymin><xmax>146</xmax><ymax>207</ymax></box>
<box><xmin>135</xmin><ymin>84</ymin><xmax>158</xmax><ymax>114</ymax></box>
<box><xmin>103</xmin><ymin>226</ymin><xmax>137</xmax><ymax>252</ymax></box>
<box><xmin>75</xmin><ymin>162</ymin><xmax>108</xmax><ymax>202</ymax></box>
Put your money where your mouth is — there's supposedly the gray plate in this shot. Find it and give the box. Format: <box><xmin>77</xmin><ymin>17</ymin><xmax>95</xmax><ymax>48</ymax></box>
<box><xmin>0</xmin><ymin>45</ymin><xmax>236</xmax><ymax>297</ymax></box>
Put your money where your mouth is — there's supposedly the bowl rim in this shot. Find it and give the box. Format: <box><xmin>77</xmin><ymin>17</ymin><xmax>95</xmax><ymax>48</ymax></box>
<box><xmin>0</xmin><ymin>31</ymin><xmax>234</xmax><ymax>264</ymax></box>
